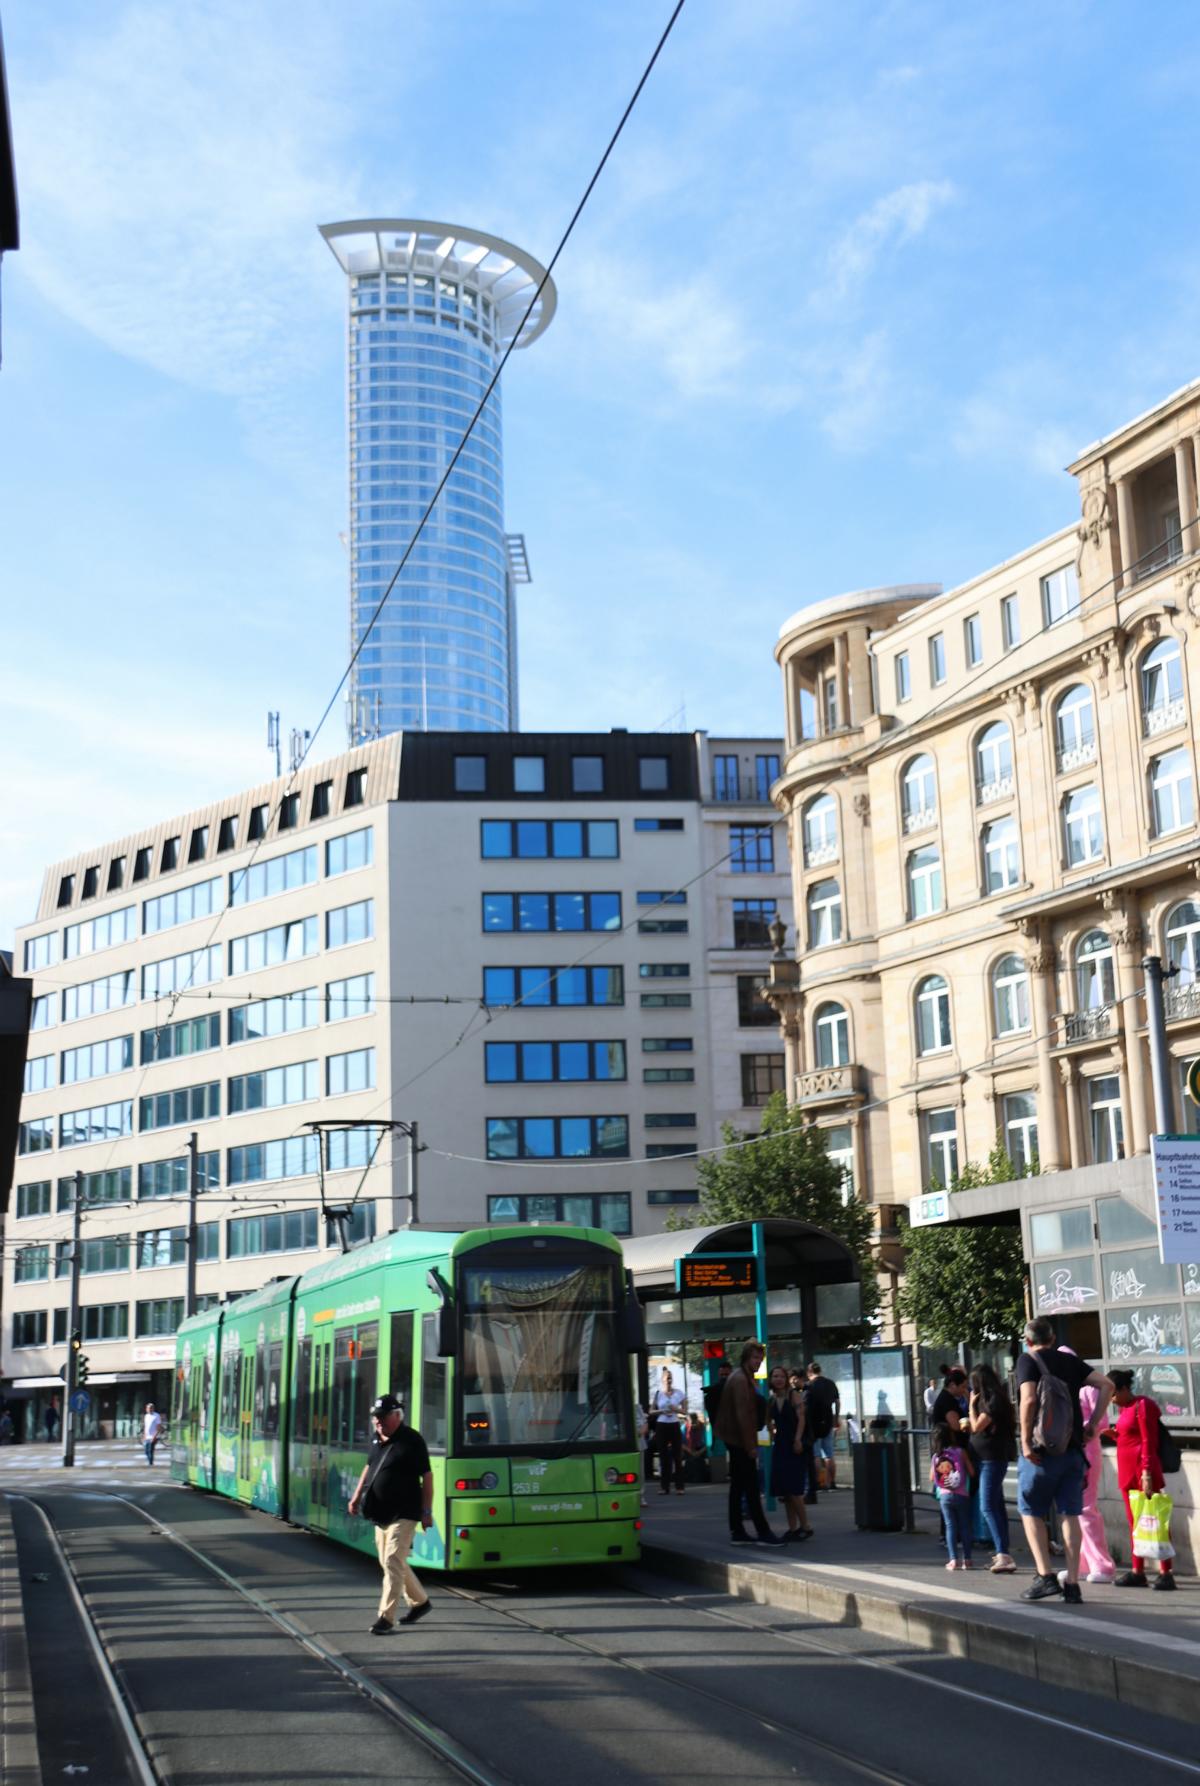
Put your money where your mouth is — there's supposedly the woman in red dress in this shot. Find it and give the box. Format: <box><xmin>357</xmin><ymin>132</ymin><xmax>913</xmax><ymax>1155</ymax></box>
<box><xmin>1108</xmin><ymin>1370</ymin><xmax>1174</xmax><ymax>1590</ymax></box>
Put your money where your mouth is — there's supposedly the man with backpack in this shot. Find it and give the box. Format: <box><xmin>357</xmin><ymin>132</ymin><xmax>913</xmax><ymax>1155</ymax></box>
<box><xmin>1015</xmin><ymin>1316</ymin><xmax>1114</xmax><ymax>1604</ymax></box>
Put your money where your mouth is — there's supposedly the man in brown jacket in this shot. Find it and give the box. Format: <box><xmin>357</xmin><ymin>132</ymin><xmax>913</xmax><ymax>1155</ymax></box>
<box><xmin>715</xmin><ymin>1340</ymin><xmax>782</xmax><ymax>1545</ymax></box>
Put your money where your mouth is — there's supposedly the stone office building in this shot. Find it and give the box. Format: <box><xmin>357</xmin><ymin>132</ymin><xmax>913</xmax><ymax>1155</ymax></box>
<box><xmin>766</xmin><ymin>375</ymin><xmax>1200</xmax><ymax>1394</ymax></box>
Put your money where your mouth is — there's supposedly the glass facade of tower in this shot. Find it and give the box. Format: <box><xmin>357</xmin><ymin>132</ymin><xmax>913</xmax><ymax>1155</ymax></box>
<box><xmin>324</xmin><ymin>223</ymin><xmax>555</xmax><ymax>741</ymax></box>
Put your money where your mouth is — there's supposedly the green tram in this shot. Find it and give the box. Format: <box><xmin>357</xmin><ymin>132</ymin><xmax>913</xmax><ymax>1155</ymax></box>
<box><xmin>171</xmin><ymin>1224</ymin><xmax>644</xmax><ymax>1571</ymax></box>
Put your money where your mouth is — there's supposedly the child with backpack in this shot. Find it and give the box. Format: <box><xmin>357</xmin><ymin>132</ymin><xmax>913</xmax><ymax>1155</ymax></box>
<box><xmin>930</xmin><ymin>1421</ymin><xmax>975</xmax><ymax>1570</ymax></box>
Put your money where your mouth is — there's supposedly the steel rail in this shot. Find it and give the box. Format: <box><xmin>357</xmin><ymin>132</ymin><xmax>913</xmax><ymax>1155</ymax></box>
<box><xmin>12</xmin><ymin>1495</ymin><xmax>161</xmax><ymax>1786</ymax></box>
<box><xmin>101</xmin><ymin>1492</ymin><xmax>513</xmax><ymax>1786</ymax></box>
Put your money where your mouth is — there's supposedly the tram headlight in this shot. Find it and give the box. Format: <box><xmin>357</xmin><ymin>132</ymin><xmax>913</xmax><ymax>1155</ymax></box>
<box><xmin>604</xmin><ymin>1467</ymin><xmax>618</xmax><ymax>1485</ymax></box>
<box><xmin>480</xmin><ymin>1471</ymin><xmax>498</xmax><ymax>1490</ymax></box>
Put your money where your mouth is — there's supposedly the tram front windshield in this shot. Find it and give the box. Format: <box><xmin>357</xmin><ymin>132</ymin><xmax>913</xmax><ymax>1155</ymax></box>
<box><xmin>459</xmin><ymin>1260</ymin><xmax>630</xmax><ymax>1449</ymax></box>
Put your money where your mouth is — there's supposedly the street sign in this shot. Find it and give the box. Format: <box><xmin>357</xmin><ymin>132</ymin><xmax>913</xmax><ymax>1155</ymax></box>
<box><xmin>908</xmin><ymin>1189</ymin><xmax>950</xmax><ymax>1228</ymax></box>
<box><xmin>676</xmin><ymin>1255</ymin><xmax>757</xmax><ymax>1293</ymax></box>
<box><xmin>69</xmin><ymin>1390</ymin><xmax>90</xmax><ymax>1414</ymax></box>
<box><xmin>1150</xmin><ymin>1134</ymin><xmax>1200</xmax><ymax>1264</ymax></box>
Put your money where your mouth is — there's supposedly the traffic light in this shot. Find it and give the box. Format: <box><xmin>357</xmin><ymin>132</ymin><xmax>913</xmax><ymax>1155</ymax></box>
<box><xmin>76</xmin><ymin>1353</ymin><xmax>90</xmax><ymax>1386</ymax></box>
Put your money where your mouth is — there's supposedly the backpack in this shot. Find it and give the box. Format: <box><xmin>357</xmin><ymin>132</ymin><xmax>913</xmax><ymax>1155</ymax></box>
<box><xmin>1029</xmin><ymin>1349</ymin><xmax>1074</xmax><ymax>1456</ymax></box>
<box><xmin>932</xmin><ymin>1448</ymin><xmax>965</xmax><ymax>1492</ymax></box>
<box><xmin>1158</xmin><ymin>1420</ymin><xmax>1182</xmax><ymax>1474</ymax></box>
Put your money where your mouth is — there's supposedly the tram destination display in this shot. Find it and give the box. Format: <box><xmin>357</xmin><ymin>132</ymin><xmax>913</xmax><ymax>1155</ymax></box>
<box><xmin>676</xmin><ymin>1255</ymin><xmax>758</xmax><ymax>1294</ymax></box>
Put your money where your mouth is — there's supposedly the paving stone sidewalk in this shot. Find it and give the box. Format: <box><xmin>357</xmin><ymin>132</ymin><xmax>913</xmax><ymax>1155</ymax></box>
<box><xmin>637</xmin><ymin>1476</ymin><xmax>1200</xmax><ymax>1720</ymax></box>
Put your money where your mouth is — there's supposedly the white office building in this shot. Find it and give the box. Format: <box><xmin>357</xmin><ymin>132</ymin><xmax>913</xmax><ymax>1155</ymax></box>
<box><xmin>4</xmin><ymin>729</ymin><xmax>788</xmax><ymax>1436</ymax></box>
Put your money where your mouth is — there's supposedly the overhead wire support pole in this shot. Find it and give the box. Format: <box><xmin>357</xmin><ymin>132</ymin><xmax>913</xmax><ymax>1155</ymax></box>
<box><xmin>1142</xmin><ymin>954</ymin><xmax>1177</xmax><ymax>1134</ymax></box>
<box><xmin>185</xmin><ymin>1130</ymin><xmax>199</xmax><ymax>1320</ymax></box>
<box><xmin>61</xmin><ymin>1170</ymin><xmax>83</xmax><ymax>1469</ymax></box>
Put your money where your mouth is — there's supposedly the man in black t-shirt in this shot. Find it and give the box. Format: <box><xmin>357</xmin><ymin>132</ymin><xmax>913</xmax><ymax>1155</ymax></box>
<box><xmin>348</xmin><ymin>1394</ymin><xmax>434</xmax><ymax>1634</ymax></box>
<box><xmin>1014</xmin><ymin>1317</ymin><xmax>1113</xmax><ymax>1606</ymax></box>
<box><xmin>805</xmin><ymin>1363</ymin><xmax>841</xmax><ymax>1488</ymax></box>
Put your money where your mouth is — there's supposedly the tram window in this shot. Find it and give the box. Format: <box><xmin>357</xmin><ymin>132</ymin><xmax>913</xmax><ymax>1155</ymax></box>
<box><xmin>421</xmin><ymin>1314</ymin><xmax>447</xmax><ymax>1451</ymax></box>
<box><xmin>389</xmin><ymin>1312</ymin><xmax>414</xmax><ymax>1410</ymax></box>
<box><xmin>352</xmin><ymin>1322</ymin><xmax>379</xmax><ymax>1443</ymax></box>
<box><xmin>293</xmin><ymin>1336</ymin><xmax>313</xmax><ymax>1441</ymax></box>
<box><xmin>264</xmin><ymin>1342</ymin><xmax>283</xmax><ymax>1439</ymax></box>
<box><xmin>332</xmin><ymin>1330</ymin><xmax>354</xmax><ymax>1446</ymax></box>
<box><xmin>202</xmin><ymin>1354</ymin><xmax>213</xmax><ymax>1429</ymax></box>
<box><xmin>219</xmin><ymin>1350</ymin><xmax>239</xmax><ymax>1432</ymax></box>
<box><xmin>253</xmin><ymin>1336</ymin><xmax>267</xmax><ymax>1439</ymax></box>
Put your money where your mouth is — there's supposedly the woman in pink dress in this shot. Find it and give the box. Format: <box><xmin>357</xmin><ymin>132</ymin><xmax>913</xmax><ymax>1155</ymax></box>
<box><xmin>1076</xmin><ymin>1378</ymin><xmax>1115</xmax><ymax>1583</ymax></box>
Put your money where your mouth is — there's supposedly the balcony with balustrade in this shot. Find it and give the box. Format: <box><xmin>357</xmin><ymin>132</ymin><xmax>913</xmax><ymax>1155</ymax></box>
<box><xmin>1058</xmin><ymin>1006</ymin><xmax>1115</xmax><ymax>1046</ymax></box>
<box><xmin>976</xmin><ymin>773</ymin><xmax>1014</xmax><ymax>807</ymax></box>
<box><xmin>1143</xmin><ymin>697</ymin><xmax>1186</xmax><ymax>739</ymax></box>
<box><xmin>793</xmin><ymin>1062</ymin><xmax>864</xmax><ymax>1107</ymax></box>
<box><xmin>902</xmin><ymin>806</ymin><xmax>937</xmax><ymax>836</ymax></box>
<box><xmin>1166</xmin><ymin>982</ymin><xmax>1200</xmax><ymax>1023</ymax></box>
<box><xmin>1056</xmin><ymin>738</ymin><xmax>1097</xmax><ymax>774</ymax></box>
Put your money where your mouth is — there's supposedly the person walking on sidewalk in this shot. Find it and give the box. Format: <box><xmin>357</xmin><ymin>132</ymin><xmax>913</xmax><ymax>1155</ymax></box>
<box><xmin>1015</xmin><ymin>1317</ymin><xmax>1114</xmax><ymax>1606</ymax></box>
<box><xmin>1066</xmin><ymin>1358</ymin><xmax>1115</xmax><ymax>1585</ymax></box>
<box><xmin>142</xmin><ymin>1403</ymin><xmax>164</xmax><ymax>1465</ymax></box>
<box><xmin>1108</xmin><ymin>1370</ymin><xmax>1175</xmax><ymax>1592</ymax></box>
<box><xmin>967</xmin><ymin>1366</ymin><xmax>1017</xmax><ymax>1573</ymax></box>
<box><xmin>768</xmin><ymin>1365</ymin><xmax>813</xmax><ymax>1544</ymax></box>
<box><xmin>654</xmin><ymin>1368</ymin><xmax>686</xmax><ymax>1496</ymax></box>
<box><xmin>348</xmin><ymin>1394</ymin><xmax>434</xmax><ymax>1634</ymax></box>
<box><xmin>715</xmin><ymin>1341</ymin><xmax>782</xmax><ymax>1547</ymax></box>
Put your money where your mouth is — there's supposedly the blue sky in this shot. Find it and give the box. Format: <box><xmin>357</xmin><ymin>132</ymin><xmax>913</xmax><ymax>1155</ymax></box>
<box><xmin>2</xmin><ymin>0</ymin><xmax>1198</xmax><ymax>944</ymax></box>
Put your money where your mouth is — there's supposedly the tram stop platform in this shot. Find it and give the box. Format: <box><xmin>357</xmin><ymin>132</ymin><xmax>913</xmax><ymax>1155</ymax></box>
<box><xmin>637</xmin><ymin>1476</ymin><xmax>1200</xmax><ymax>1723</ymax></box>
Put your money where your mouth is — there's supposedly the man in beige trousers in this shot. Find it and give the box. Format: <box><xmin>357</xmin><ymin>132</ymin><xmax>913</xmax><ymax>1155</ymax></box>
<box><xmin>348</xmin><ymin>1394</ymin><xmax>434</xmax><ymax>1633</ymax></box>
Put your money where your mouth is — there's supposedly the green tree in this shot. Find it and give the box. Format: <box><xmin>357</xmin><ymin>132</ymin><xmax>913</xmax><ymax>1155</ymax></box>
<box><xmin>683</xmin><ymin>1092</ymin><xmax>881</xmax><ymax>1328</ymax></box>
<box><xmin>895</xmin><ymin>1141</ymin><xmax>1027</xmax><ymax>1349</ymax></box>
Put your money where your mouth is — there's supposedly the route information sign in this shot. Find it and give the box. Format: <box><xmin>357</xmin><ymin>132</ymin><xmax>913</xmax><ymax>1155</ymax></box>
<box><xmin>676</xmin><ymin>1255</ymin><xmax>757</xmax><ymax>1293</ymax></box>
<box><xmin>1150</xmin><ymin>1134</ymin><xmax>1200</xmax><ymax>1264</ymax></box>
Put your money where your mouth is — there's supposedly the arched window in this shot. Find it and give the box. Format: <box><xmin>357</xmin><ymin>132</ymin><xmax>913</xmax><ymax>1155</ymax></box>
<box><xmin>974</xmin><ymin>723</ymin><xmax>1013</xmax><ymax>803</ymax></box>
<box><xmin>1141</xmin><ymin>640</ymin><xmax>1184</xmax><ymax>735</ymax></box>
<box><xmin>1054</xmin><ymin>684</ymin><xmax>1095</xmax><ymax>771</ymax></box>
<box><xmin>813</xmin><ymin>1001</ymin><xmax>850</xmax><ymax>1068</ymax></box>
<box><xmin>915</xmin><ymin>975</ymin><xmax>952</xmax><ymax>1055</ymax></box>
<box><xmin>806</xmin><ymin>878</ymin><xmax>842</xmax><ymax>948</ymax></box>
<box><xmin>981</xmin><ymin>816</ymin><xmax>1021</xmax><ymax>894</ymax></box>
<box><xmin>1075</xmin><ymin>930</ymin><xmax>1115</xmax><ymax>1009</ymax></box>
<box><xmin>906</xmin><ymin>845</ymin><xmax>943</xmax><ymax>918</ymax></box>
<box><xmin>802</xmin><ymin>794</ymin><xmax>838</xmax><ymax>866</ymax></box>
<box><xmin>900</xmin><ymin>755</ymin><xmax>937</xmax><ymax>832</ymax></box>
<box><xmin>1167</xmin><ymin>901</ymin><xmax>1200</xmax><ymax>985</ymax></box>
<box><xmin>1149</xmin><ymin>749</ymin><xmax>1195</xmax><ymax>836</ymax></box>
<box><xmin>991</xmin><ymin>954</ymin><xmax>1030</xmax><ymax>1037</ymax></box>
<box><xmin>1062</xmin><ymin>784</ymin><xmax>1104</xmax><ymax>866</ymax></box>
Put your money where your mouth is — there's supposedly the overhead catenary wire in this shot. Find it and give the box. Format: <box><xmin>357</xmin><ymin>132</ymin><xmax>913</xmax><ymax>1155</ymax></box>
<box><xmin>65</xmin><ymin>0</ymin><xmax>689</xmax><ymax>1182</ymax></box>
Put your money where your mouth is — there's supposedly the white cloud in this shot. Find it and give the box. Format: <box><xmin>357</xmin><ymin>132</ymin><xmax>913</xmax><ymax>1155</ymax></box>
<box><xmin>11</xmin><ymin>4</ymin><xmax>383</xmax><ymax>402</ymax></box>
<box><xmin>563</xmin><ymin>249</ymin><xmax>751</xmax><ymax>401</ymax></box>
<box><xmin>819</xmin><ymin>179</ymin><xmax>957</xmax><ymax>306</ymax></box>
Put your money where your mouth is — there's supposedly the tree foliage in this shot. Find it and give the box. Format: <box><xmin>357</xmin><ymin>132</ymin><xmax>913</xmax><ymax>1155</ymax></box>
<box><xmin>895</xmin><ymin>1140</ymin><xmax>1027</xmax><ymax>1349</ymax></box>
<box><xmin>685</xmin><ymin>1092</ymin><xmax>882</xmax><ymax>1327</ymax></box>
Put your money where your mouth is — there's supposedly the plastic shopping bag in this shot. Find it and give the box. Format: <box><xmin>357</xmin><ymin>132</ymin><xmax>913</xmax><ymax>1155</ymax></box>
<box><xmin>1129</xmin><ymin>1490</ymin><xmax>1175</xmax><ymax>1561</ymax></box>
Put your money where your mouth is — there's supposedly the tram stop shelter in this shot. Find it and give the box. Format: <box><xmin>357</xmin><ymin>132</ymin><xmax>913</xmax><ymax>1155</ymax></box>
<box><xmin>623</xmin><ymin>1218</ymin><xmax>914</xmax><ymax>1430</ymax></box>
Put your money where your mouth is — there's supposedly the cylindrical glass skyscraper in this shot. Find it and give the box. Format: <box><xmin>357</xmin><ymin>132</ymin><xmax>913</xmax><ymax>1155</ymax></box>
<box><xmin>320</xmin><ymin>219</ymin><xmax>556</xmax><ymax>739</ymax></box>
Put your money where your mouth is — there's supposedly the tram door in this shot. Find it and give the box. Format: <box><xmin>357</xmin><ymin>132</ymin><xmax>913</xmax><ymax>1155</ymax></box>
<box><xmin>310</xmin><ymin>1330</ymin><xmax>333</xmax><ymax>1529</ymax></box>
<box><xmin>238</xmin><ymin>1345</ymin><xmax>254</xmax><ymax>1494</ymax></box>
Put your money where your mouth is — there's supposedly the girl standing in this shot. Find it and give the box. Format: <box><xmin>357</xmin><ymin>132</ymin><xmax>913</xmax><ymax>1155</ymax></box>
<box><xmin>930</xmin><ymin>1421</ymin><xmax>975</xmax><ymax>1570</ymax></box>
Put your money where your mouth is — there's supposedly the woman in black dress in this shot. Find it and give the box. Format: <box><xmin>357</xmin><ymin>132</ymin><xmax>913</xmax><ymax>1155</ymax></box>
<box><xmin>769</xmin><ymin>1365</ymin><xmax>813</xmax><ymax>1542</ymax></box>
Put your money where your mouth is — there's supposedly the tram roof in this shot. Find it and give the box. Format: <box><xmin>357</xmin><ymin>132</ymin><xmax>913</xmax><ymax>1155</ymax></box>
<box><xmin>621</xmin><ymin>1218</ymin><xmax>859</xmax><ymax>1290</ymax></box>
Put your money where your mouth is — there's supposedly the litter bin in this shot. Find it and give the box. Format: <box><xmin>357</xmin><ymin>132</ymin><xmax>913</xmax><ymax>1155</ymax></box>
<box><xmin>853</xmin><ymin>1438</ymin><xmax>906</xmax><ymax>1531</ymax></box>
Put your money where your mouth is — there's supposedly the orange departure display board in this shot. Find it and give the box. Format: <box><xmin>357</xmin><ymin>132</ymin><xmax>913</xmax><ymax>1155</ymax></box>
<box><xmin>678</xmin><ymin>1256</ymin><xmax>757</xmax><ymax>1293</ymax></box>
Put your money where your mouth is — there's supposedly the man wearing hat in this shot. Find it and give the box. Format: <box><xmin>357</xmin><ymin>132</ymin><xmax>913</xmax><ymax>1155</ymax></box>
<box><xmin>348</xmin><ymin>1393</ymin><xmax>434</xmax><ymax>1634</ymax></box>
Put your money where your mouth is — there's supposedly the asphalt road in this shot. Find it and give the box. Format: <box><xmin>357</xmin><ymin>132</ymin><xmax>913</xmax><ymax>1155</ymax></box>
<box><xmin>8</xmin><ymin>1483</ymin><xmax>1200</xmax><ymax>1786</ymax></box>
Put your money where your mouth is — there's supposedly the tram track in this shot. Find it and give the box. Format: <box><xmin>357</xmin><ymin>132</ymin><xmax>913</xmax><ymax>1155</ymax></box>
<box><xmin>19</xmin><ymin>1487</ymin><xmax>1200</xmax><ymax>1786</ymax></box>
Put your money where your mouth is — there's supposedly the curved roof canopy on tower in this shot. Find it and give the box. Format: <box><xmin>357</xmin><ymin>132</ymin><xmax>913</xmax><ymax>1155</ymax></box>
<box><xmin>319</xmin><ymin>218</ymin><xmax>556</xmax><ymax>348</ymax></box>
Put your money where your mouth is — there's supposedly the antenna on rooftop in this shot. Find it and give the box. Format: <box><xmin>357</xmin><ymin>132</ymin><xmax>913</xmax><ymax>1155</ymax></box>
<box><xmin>267</xmin><ymin>712</ymin><xmax>281</xmax><ymax>778</ymax></box>
<box><xmin>289</xmin><ymin>727</ymin><xmax>312</xmax><ymax>773</ymax></box>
